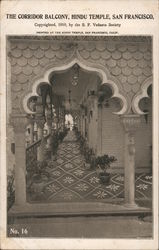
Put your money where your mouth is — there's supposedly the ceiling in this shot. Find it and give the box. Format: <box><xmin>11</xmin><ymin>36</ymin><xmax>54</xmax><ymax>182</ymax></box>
<box><xmin>50</xmin><ymin>64</ymin><xmax>101</xmax><ymax>111</ymax></box>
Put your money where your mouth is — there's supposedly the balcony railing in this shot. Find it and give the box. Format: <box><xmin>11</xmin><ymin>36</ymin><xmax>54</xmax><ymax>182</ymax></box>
<box><xmin>26</xmin><ymin>139</ymin><xmax>41</xmax><ymax>169</ymax></box>
<box><xmin>26</xmin><ymin>134</ymin><xmax>51</xmax><ymax>168</ymax></box>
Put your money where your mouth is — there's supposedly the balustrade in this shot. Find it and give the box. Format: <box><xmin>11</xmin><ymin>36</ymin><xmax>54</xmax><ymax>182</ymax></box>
<box><xmin>26</xmin><ymin>139</ymin><xmax>41</xmax><ymax>170</ymax></box>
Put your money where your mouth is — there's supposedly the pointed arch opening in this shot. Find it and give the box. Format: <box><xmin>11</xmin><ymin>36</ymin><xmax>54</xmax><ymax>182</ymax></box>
<box><xmin>23</xmin><ymin>58</ymin><xmax>128</xmax><ymax>115</ymax></box>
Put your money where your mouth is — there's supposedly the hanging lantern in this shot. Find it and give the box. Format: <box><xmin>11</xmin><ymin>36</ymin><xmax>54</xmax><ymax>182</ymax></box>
<box><xmin>71</xmin><ymin>63</ymin><xmax>79</xmax><ymax>86</ymax></box>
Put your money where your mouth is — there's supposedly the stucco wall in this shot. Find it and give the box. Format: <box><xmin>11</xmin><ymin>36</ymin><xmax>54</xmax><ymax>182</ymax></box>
<box><xmin>8</xmin><ymin>36</ymin><xmax>152</xmax><ymax>115</ymax></box>
<box><xmin>100</xmin><ymin>100</ymin><xmax>152</xmax><ymax>171</ymax></box>
<box><xmin>7</xmin><ymin>36</ymin><xmax>152</xmax><ymax>173</ymax></box>
<box><xmin>101</xmin><ymin>102</ymin><xmax>124</xmax><ymax>169</ymax></box>
<box><xmin>135</xmin><ymin>100</ymin><xmax>152</xmax><ymax>169</ymax></box>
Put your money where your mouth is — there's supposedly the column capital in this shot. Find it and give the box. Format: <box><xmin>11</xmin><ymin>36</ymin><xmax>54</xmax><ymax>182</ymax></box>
<box><xmin>120</xmin><ymin>114</ymin><xmax>141</xmax><ymax>133</ymax></box>
<box><xmin>11</xmin><ymin>114</ymin><xmax>29</xmax><ymax>133</ymax></box>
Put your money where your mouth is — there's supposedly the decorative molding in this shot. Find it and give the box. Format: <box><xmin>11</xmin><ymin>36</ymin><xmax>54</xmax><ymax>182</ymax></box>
<box><xmin>120</xmin><ymin>114</ymin><xmax>141</xmax><ymax>132</ymax></box>
<box><xmin>8</xmin><ymin>37</ymin><xmax>152</xmax><ymax>116</ymax></box>
<box><xmin>23</xmin><ymin>51</ymin><xmax>128</xmax><ymax>115</ymax></box>
<box><xmin>8</xmin><ymin>35</ymin><xmax>152</xmax><ymax>43</ymax></box>
<box><xmin>132</xmin><ymin>76</ymin><xmax>152</xmax><ymax>114</ymax></box>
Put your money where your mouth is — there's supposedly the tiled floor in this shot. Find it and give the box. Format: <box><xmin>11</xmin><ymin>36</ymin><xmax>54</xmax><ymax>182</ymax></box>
<box><xmin>27</xmin><ymin>131</ymin><xmax>152</xmax><ymax>204</ymax></box>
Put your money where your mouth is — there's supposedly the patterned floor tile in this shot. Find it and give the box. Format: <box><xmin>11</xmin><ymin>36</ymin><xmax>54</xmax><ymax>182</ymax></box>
<box><xmin>49</xmin><ymin>190</ymin><xmax>83</xmax><ymax>202</ymax></box>
<box><xmin>57</xmin><ymin>150</ymin><xmax>66</xmax><ymax>156</ymax></box>
<box><xmin>71</xmin><ymin>181</ymin><xmax>93</xmax><ymax>195</ymax></box>
<box><xmin>72</xmin><ymin>169</ymin><xmax>85</xmax><ymax>178</ymax></box>
<box><xmin>28</xmin><ymin>131</ymin><xmax>152</xmax><ymax>204</ymax></box>
<box><xmin>64</xmin><ymin>153</ymin><xmax>75</xmax><ymax>159</ymax></box>
<box><xmin>49</xmin><ymin>168</ymin><xmax>65</xmax><ymax>179</ymax></box>
<box><xmin>62</xmin><ymin>162</ymin><xmax>76</xmax><ymax>171</ymax></box>
<box><xmin>57</xmin><ymin>174</ymin><xmax>78</xmax><ymax>187</ymax></box>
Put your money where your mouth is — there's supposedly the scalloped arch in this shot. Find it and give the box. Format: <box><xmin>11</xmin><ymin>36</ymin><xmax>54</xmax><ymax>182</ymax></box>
<box><xmin>23</xmin><ymin>52</ymin><xmax>128</xmax><ymax>115</ymax></box>
<box><xmin>132</xmin><ymin>76</ymin><xmax>152</xmax><ymax>114</ymax></box>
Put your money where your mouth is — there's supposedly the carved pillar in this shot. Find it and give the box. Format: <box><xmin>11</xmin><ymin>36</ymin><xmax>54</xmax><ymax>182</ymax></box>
<box><xmin>51</xmin><ymin>121</ymin><xmax>55</xmax><ymax>135</ymax></box>
<box><xmin>46</xmin><ymin>107</ymin><xmax>52</xmax><ymax>134</ymax></box>
<box><xmin>29</xmin><ymin>118</ymin><xmax>34</xmax><ymax>144</ymax></box>
<box><xmin>88</xmin><ymin>95</ymin><xmax>97</xmax><ymax>150</ymax></box>
<box><xmin>36</xmin><ymin>118</ymin><xmax>45</xmax><ymax>140</ymax></box>
<box><xmin>80</xmin><ymin>114</ymin><xmax>83</xmax><ymax>136</ymax></box>
<box><xmin>77</xmin><ymin>116</ymin><xmax>80</xmax><ymax>132</ymax></box>
<box><xmin>62</xmin><ymin>115</ymin><xmax>65</xmax><ymax>131</ymax></box>
<box><xmin>97</xmin><ymin>104</ymin><xmax>102</xmax><ymax>156</ymax></box>
<box><xmin>83</xmin><ymin>114</ymin><xmax>85</xmax><ymax>137</ymax></box>
<box><xmin>81</xmin><ymin>109</ymin><xmax>86</xmax><ymax>137</ymax></box>
<box><xmin>11</xmin><ymin>114</ymin><xmax>29</xmax><ymax>205</ymax></box>
<box><xmin>46</xmin><ymin>118</ymin><xmax>53</xmax><ymax>151</ymax></box>
<box><xmin>121</xmin><ymin>114</ymin><xmax>141</xmax><ymax>208</ymax></box>
<box><xmin>36</xmin><ymin>117</ymin><xmax>45</xmax><ymax>161</ymax></box>
<box><xmin>35</xmin><ymin>96</ymin><xmax>44</xmax><ymax>140</ymax></box>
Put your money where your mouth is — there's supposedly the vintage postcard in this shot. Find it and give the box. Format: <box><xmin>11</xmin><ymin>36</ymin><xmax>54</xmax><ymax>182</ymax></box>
<box><xmin>0</xmin><ymin>0</ymin><xmax>159</xmax><ymax>249</ymax></box>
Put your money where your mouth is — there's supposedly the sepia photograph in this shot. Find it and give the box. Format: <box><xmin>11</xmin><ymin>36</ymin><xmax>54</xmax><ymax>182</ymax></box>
<box><xmin>6</xmin><ymin>35</ymin><xmax>153</xmax><ymax>238</ymax></box>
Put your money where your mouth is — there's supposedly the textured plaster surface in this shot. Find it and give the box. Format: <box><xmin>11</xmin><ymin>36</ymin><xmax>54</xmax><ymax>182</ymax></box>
<box><xmin>8</xmin><ymin>37</ymin><xmax>152</xmax><ymax>114</ymax></box>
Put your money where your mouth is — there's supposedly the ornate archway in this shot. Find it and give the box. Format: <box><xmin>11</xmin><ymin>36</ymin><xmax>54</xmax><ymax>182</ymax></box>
<box><xmin>9</xmin><ymin>40</ymin><xmax>151</xmax><ymax>217</ymax></box>
<box><xmin>22</xmin><ymin>55</ymin><xmax>128</xmax><ymax>115</ymax></box>
<box><xmin>132</xmin><ymin>76</ymin><xmax>152</xmax><ymax>114</ymax></box>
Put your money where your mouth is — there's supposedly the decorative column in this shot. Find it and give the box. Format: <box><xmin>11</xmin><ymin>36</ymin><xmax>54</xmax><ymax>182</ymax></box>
<box><xmin>46</xmin><ymin>116</ymin><xmax>53</xmax><ymax>154</ymax></box>
<box><xmin>83</xmin><ymin>115</ymin><xmax>85</xmax><ymax>137</ymax></box>
<box><xmin>29</xmin><ymin>118</ymin><xmax>34</xmax><ymax>144</ymax></box>
<box><xmin>62</xmin><ymin>109</ymin><xmax>65</xmax><ymax>131</ymax></box>
<box><xmin>77</xmin><ymin>116</ymin><xmax>81</xmax><ymax>132</ymax></box>
<box><xmin>82</xmin><ymin>108</ymin><xmax>86</xmax><ymax>137</ymax></box>
<box><xmin>36</xmin><ymin>118</ymin><xmax>45</xmax><ymax>140</ymax></box>
<box><xmin>36</xmin><ymin>117</ymin><xmax>45</xmax><ymax>161</ymax></box>
<box><xmin>88</xmin><ymin>95</ymin><xmax>97</xmax><ymax>150</ymax></box>
<box><xmin>80</xmin><ymin>114</ymin><xmax>83</xmax><ymax>136</ymax></box>
<box><xmin>97</xmin><ymin>103</ymin><xmax>103</xmax><ymax>156</ymax></box>
<box><xmin>121</xmin><ymin>114</ymin><xmax>141</xmax><ymax>208</ymax></box>
<box><xmin>35</xmin><ymin>96</ymin><xmax>44</xmax><ymax>140</ymax></box>
<box><xmin>11</xmin><ymin>114</ymin><xmax>29</xmax><ymax>206</ymax></box>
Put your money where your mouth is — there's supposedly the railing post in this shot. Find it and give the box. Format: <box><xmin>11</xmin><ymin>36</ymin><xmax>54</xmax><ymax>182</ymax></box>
<box><xmin>47</xmin><ymin>119</ymin><xmax>52</xmax><ymax>147</ymax></box>
<box><xmin>35</xmin><ymin>117</ymin><xmax>45</xmax><ymax>162</ymax></box>
<box><xmin>97</xmin><ymin>103</ymin><xmax>102</xmax><ymax>156</ymax></box>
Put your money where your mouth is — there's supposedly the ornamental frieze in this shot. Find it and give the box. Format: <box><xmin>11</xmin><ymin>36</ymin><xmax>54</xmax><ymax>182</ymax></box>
<box><xmin>7</xmin><ymin>36</ymin><xmax>152</xmax><ymax>114</ymax></box>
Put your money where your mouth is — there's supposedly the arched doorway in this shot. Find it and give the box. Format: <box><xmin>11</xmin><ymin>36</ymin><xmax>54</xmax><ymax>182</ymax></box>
<box><xmin>65</xmin><ymin>113</ymin><xmax>74</xmax><ymax>130</ymax></box>
<box><xmin>10</xmin><ymin>52</ymin><xmax>150</xmax><ymax>216</ymax></box>
<box><xmin>21</xmin><ymin>60</ymin><xmax>130</xmax><ymax>207</ymax></box>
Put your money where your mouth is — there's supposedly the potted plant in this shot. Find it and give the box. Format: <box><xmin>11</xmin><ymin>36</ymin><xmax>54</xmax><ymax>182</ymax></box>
<box><xmin>95</xmin><ymin>154</ymin><xmax>117</xmax><ymax>184</ymax></box>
